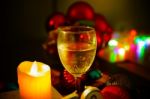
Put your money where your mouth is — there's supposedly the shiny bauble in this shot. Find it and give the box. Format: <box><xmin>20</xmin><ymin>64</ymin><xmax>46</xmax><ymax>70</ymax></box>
<box><xmin>94</xmin><ymin>14</ymin><xmax>108</xmax><ymax>32</ymax></box>
<box><xmin>101</xmin><ymin>85</ymin><xmax>130</xmax><ymax>99</ymax></box>
<box><xmin>46</xmin><ymin>12</ymin><xmax>65</xmax><ymax>31</ymax></box>
<box><xmin>67</xmin><ymin>1</ymin><xmax>94</xmax><ymax>21</ymax></box>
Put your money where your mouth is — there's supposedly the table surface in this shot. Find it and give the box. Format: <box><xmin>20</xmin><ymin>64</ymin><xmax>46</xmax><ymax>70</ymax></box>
<box><xmin>0</xmin><ymin>86</ymin><xmax>62</xmax><ymax>99</ymax></box>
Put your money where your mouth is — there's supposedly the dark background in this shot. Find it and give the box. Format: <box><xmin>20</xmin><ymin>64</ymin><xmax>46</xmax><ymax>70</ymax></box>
<box><xmin>1</xmin><ymin>0</ymin><xmax>57</xmax><ymax>83</ymax></box>
<box><xmin>1</xmin><ymin>0</ymin><xmax>150</xmax><ymax>89</ymax></box>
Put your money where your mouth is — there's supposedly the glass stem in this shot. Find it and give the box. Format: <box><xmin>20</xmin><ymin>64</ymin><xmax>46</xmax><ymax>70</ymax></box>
<box><xmin>75</xmin><ymin>77</ymin><xmax>83</xmax><ymax>96</ymax></box>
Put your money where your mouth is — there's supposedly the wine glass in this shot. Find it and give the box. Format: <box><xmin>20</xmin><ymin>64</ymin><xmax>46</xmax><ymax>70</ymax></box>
<box><xmin>57</xmin><ymin>26</ymin><xmax>97</xmax><ymax>94</ymax></box>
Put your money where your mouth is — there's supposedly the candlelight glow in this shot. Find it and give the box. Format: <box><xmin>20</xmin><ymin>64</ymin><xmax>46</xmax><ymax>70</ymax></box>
<box><xmin>29</xmin><ymin>61</ymin><xmax>50</xmax><ymax>77</ymax></box>
<box><xmin>17</xmin><ymin>61</ymin><xmax>51</xmax><ymax>99</ymax></box>
<box><xmin>42</xmin><ymin>65</ymin><xmax>50</xmax><ymax>72</ymax></box>
<box><xmin>30</xmin><ymin>61</ymin><xmax>38</xmax><ymax>76</ymax></box>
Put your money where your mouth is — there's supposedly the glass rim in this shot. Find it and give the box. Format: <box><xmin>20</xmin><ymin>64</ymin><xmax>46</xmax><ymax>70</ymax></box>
<box><xmin>57</xmin><ymin>26</ymin><xmax>95</xmax><ymax>34</ymax></box>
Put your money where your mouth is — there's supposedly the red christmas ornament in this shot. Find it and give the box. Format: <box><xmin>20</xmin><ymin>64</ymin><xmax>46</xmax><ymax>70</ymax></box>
<box><xmin>101</xmin><ymin>85</ymin><xmax>130</xmax><ymax>99</ymax></box>
<box><xmin>94</xmin><ymin>14</ymin><xmax>108</xmax><ymax>32</ymax></box>
<box><xmin>96</xmin><ymin>29</ymin><xmax>113</xmax><ymax>49</ymax></box>
<box><xmin>104</xmin><ymin>27</ymin><xmax>113</xmax><ymax>42</ymax></box>
<box><xmin>63</xmin><ymin>69</ymin><xmax>75</xmax><ymax>86</ymax></box>
<box><xmin>103</xmin><ymin>33</ymin><xmax>111</xmax><ymax>43</ymax></box>
<box><xmin>94</xmin><ymin>14</ymin><xmax>113</xmax><ymax>47</ymax></box>
<box><xmin>96</xmin><ymin>31</ymin><xmax>102</xmax><ymax>48</ymax></box>
<box><xmin>67</xmin><ymin>1</ymin><xmax>94</xmax><ymax>21</ymax></box>
<box><xmin>46</xmin><ymin>12</ymin><xmax>65</xmax><ymax>31</ymax></box>
<box><xmin>63</xmin><ymin>69</ymin><xmax>86</xmax><ymax>87</ymax></box>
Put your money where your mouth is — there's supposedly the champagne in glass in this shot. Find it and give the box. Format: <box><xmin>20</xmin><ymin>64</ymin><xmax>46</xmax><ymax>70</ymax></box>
<box><xmin>58</xmin><ymin>43</ymin><xmax>96</xmax><ymax>77</ymax></box>
<box><xmin>57</xmin><ymin>26</ymin><xmax>97</xmax><ymax>94</ymax></box>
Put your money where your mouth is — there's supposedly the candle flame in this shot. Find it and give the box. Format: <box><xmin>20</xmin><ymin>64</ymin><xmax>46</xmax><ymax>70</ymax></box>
<box><xmin>29</xmin><ymin>61</ymin><xmax>50</xmax><ymax>76</ymax></box>
<box><xmin>30</xmin><ymin>61</ymin><xmax>38</xmax><ymax>76</ymax></box>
